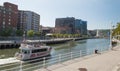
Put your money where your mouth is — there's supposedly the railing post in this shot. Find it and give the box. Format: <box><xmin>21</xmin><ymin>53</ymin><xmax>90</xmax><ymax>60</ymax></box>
<box><xmin>59</xmin><ymin>54</ymin><xmax>61</xmax><ymax>63</ymax></box>
<box><xmin>100</xmin><ymin>48</ymin><xmax>102</xmax><ymax>52</ymax></box>
<box><xmin>43</xmin><ymin>57</ymin><xmax>46</xmax><ymax>68</ymax></box>
<box><xmin>79</xmin><ymin>50</ymin><xmax>81</xmax><ymax>57</ymax></box>
<box><xmin>87</xmin><ymin>49</ymin><xmax>89</xmax><ymax>55</ymax></box>
<box><xmin>71</xmin><ymin>52</ymin><xmax>73</xmax><ymax>60</ymax></box>
<box><xmin>20</xmin><ymin>61</ymin><xmax>22</xmax><ymax>71</ymax></box>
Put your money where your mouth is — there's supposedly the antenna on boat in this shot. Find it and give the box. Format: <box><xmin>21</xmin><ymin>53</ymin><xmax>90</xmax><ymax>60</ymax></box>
<box><xmin>22</xmin><ymin>31</ymin><xmax>26</xmax><ymax>43</ymax></box>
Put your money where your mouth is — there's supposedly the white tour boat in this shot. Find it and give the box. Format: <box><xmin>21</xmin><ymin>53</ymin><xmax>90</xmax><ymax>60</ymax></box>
<box><xmin>15</xmin><ymin>42</ymin><xmax>52</xmax><ymax>60</ymax></box>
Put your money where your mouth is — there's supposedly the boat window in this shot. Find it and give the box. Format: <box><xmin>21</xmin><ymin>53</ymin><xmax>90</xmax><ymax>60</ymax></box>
<box><xmin>27</xmin><ymin>51</ymin><xmax>30</xmax><ymax>54</ymax></box>
<box><xmin>22</xmin><ymin>50</ymin><xmax>30</xmax><ymax>54</ymax></box>
<box><xmin>32</xmin><ymin>48</ymin><xmax>47</xmax><ymax>53</ymax></box>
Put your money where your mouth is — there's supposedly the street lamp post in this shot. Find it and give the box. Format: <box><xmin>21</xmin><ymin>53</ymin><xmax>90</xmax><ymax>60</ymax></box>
<box><xmin>110</xmin><ymin>23</ymin><xmax>112</xmax><ymax>50</ymax></box>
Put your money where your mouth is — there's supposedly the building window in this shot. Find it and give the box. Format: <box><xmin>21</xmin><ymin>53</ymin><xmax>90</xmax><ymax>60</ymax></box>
<box><xmin>9</xmin><ymin>6</ymin><xmax>12</xmax><ymax>8</ymax></box>
<box><xmin>3</xmin><ymin>18</ymin><xmax>5</xmax><ymax>21</ymax></box>
<box><xmin>9</xmin><ymin>12</ymin><xmax>11</xmax><ymax>15</ymax></box>
<box><xmin>14</xmin><ymin>12</ymin><xmax>17</xmax><ymax>14</ymax></box>
<box><xmin>8</xmin><ymin>22</ymin><xmax>11</xmax><ymax>25</ymax></box>
<box><xmin>9</xmin><ymin>19</ymin><xmax>11</xmax><ymax>21</ymax></box>
<box><xmin>3</xmin><ymin>11</ymin><xmax>5</xmax><ymax>14</ymax></box>
<box><xmin>3</xmin><ymin>15</ymin><xmax>5</xmax><ymax>17</ymax></box>
<box><xmin>1</xmin><ymin>7</ymin><xmax>3</xmax><ymax>10</ymax></box>
<box><xmin>8</xmin><ymin>8</ymin><xmax>11</xmax><ymax>11</ymax></box>
<box><xmin>3</xmin><ymin>21</ymin><xmax>5</xmax><ymax>25</ymax></box>
<box><xmin>1</xmin><ymin>7</ymin><xmax>5</xmax><ymax>10</ymax></box>
<box><xmin>3</xmin><ymin>25</ymin><xmax>5</xmax><ymax>28</ymax></box>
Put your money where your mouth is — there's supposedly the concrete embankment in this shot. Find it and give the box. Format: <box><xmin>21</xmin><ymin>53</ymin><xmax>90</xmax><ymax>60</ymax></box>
<box><xmin>0</xmin><ymin>41</ymin><xmax>20</xmax><ymax>49</ymax></box>
<box><xmin>0</xmin><ymin>38</ymin><xmax>87</xmax><ymax>49</ymax></box>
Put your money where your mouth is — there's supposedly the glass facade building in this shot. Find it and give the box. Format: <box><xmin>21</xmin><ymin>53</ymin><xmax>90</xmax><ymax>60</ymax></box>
<box><xmin>55</xmin><ymin>17</ymin><xmax>75</xmax><ymax>34</ymax></box>
<box><xmin>75</xmin><ymin>19</ymin><xmax>87</xmax><ymax>35</ymax></box>
<box><xmin>55</xmin><ymin>17</ymin><xmax>87</xmax><ymax>35</ymax></box>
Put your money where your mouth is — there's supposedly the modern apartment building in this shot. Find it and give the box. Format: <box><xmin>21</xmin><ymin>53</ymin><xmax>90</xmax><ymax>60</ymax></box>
<box><xmin>81</xmin><ymin>21</ymin><xmax>87</xmax><ymax>35</ymax></box>
<box><xmin>18</xmin><ymin>10</ymin><xmax>40</xmax><ymax>32</ymax></box>
<box><xmin>55</xmin><ymin>17</ymin><xmax>75</xmax><ymax>34</ymax></box>
<box><xmin>0</xmin><ymin>2</ymin><xmax>18</xmax><ymax>30</ymax></box>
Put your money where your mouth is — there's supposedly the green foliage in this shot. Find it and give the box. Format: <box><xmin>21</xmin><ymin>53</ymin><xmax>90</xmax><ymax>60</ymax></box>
<box><xmin>51</xmin><ymin>34</ymin><xmax>81</xmax><ymax>38</ymax></box>
<box><xmin>16</xmin><ymin>30</ymin><xmax>23</xmax><ymax>36</ymax></box>
<box><xmin>27</xmin><ymin>30</ymin><xmax>35</xmax><ymax>37</ymax></box>
<box><xmin>99</xmin><ymin>29</ymin><xmax>110</xmax><ymax>37</ymax></box>
<box><xmin>35</xmin><ymin>31</ymin><xmax>41</xmax><ymax>36</ymax></box>
<box><xmin>73</xmin><ymin>34</ymin><xmax>80</xmax><ymax>37</ymax></box>
<box><xmin>0</xmin><ymin>28</ymin><xmax>12</xmax><ymax>37</ymax></box>
<box><xmin>113</xmin><ymin>23</ymin><xmax>120</xmax><ymax>36</ymax></box>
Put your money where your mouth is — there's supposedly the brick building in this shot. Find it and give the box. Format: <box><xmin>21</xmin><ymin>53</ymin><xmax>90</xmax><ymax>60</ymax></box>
<box><xmin>0</xmin><ymin>2</ymin><xmax>18</xmax><ymax>30</ymax></box>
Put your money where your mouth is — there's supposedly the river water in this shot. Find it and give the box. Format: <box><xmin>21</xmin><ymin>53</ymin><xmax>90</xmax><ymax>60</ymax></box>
<box><xmin>0</xmin><ymin>38</ymin><xmax>110</xmax><ymax>59</ymax></box>
<box><xmin>0</xmin><ymin>38</ymin><xmax>110</xmax><ymax>71</ymax></box>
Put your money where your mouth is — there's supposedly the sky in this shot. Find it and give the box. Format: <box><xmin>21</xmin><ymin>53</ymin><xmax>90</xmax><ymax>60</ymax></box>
<box><xmin>0</xmin><ymin>0</ymin><xmax>120</xmax><ymax>30</ymax></box>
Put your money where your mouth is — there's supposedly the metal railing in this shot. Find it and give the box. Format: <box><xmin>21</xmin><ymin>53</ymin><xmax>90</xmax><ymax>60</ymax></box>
<box><xmin>0</xmin><ymin>47</ymin><xmax>109</xmax><ymax>71</ymax></box>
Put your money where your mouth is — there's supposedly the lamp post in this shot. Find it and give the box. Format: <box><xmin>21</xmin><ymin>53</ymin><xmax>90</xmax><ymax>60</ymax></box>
<box><xmin>109</xmin><ymin>23</ymin><xmax>112</xmax><ymax>50</ymax></box>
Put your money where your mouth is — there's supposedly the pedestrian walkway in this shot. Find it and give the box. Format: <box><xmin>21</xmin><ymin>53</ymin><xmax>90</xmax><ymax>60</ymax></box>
<box><xmin>36</xmin><ymin>44</ymin><xmax>120</xmax><ymax>71</ymax></box>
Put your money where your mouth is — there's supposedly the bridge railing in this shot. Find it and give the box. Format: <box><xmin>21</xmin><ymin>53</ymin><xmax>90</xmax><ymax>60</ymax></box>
<box><xmin>0</xmin><ymin>47</ymin><xmax>109</xmax><ymax>71</ymax></box>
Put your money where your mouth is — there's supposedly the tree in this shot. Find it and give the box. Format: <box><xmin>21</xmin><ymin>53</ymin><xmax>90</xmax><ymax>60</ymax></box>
<box><xmin>16</xmin><ymin>30</ymin><xmax>23</xmax><ymax>36</ymax></box>
<box><xmin>27</xmin><ymin>30</ymin><xmax>34</xmax><ymax>37</ymax></box>
<box><xmin>112</xmin><ymin>23</ymin><xmax>120</xmax><ymax>36</ymax></box>
<box><xmin>35</xmin><ymin>31</ymin><xmax>41</xmax><ymax>36</ymax></box>
<box><xmin>0</xmin><ymin>28</ymin><xmax>12</xmax><ymax>37</ymax></box>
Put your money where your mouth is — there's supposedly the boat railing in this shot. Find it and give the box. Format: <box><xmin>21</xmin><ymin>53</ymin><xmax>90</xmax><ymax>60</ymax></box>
<box><xmin>0</xmin><ymin>47</ymin><xmax>109</xmax><ymax>71</ymax></box>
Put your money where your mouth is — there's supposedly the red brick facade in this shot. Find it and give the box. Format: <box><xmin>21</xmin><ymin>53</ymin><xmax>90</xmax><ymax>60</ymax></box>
<box><xmin>0</xmin><ymin>2</ymin><xmax>18</xmax><ymax>30</ymax></box>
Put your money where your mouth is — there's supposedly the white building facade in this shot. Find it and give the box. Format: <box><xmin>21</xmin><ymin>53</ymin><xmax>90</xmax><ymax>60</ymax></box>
<box><xmin>18</xmin><ymin>10</ymin><xmax>40</xmax><ymax>32</ymax></box>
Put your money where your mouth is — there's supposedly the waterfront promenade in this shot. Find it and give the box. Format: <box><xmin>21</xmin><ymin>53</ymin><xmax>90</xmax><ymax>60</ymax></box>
<box><xmin>36</xmin><ymin>44</ymin><xmax>120</xmax><ymax>71</ymax></box>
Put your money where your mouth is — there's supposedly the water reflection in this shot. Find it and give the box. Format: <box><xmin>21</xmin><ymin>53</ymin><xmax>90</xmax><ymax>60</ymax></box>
<box><xmin>76</xmin><ymin>40</ymin><xmax>87</xmax><ymax>44</ymax></box>
<box><xmin>51</xmin><ymin>38</ymin><xmax>110</xmax><ymax>57</ymax></box>
<box><xmin>0</xmin><ymin>48</ymin><xmax>19</xmax><ymax>59</ymax></box>
<box><xmin>54</xmin><ymin>41</ymin><xmax>77</xmax><ymax>50</ymax></box>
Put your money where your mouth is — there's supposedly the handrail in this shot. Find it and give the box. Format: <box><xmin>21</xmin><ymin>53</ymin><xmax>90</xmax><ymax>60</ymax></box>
<box><xmin>0</xmin><ymin>61</ymin><xmax>20</xmax><ymax>68</ymax></box>
<box><xmin>2</xmin><ymin>65</ymin><xmax>20</xmax><ymax>71</ymax></box>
